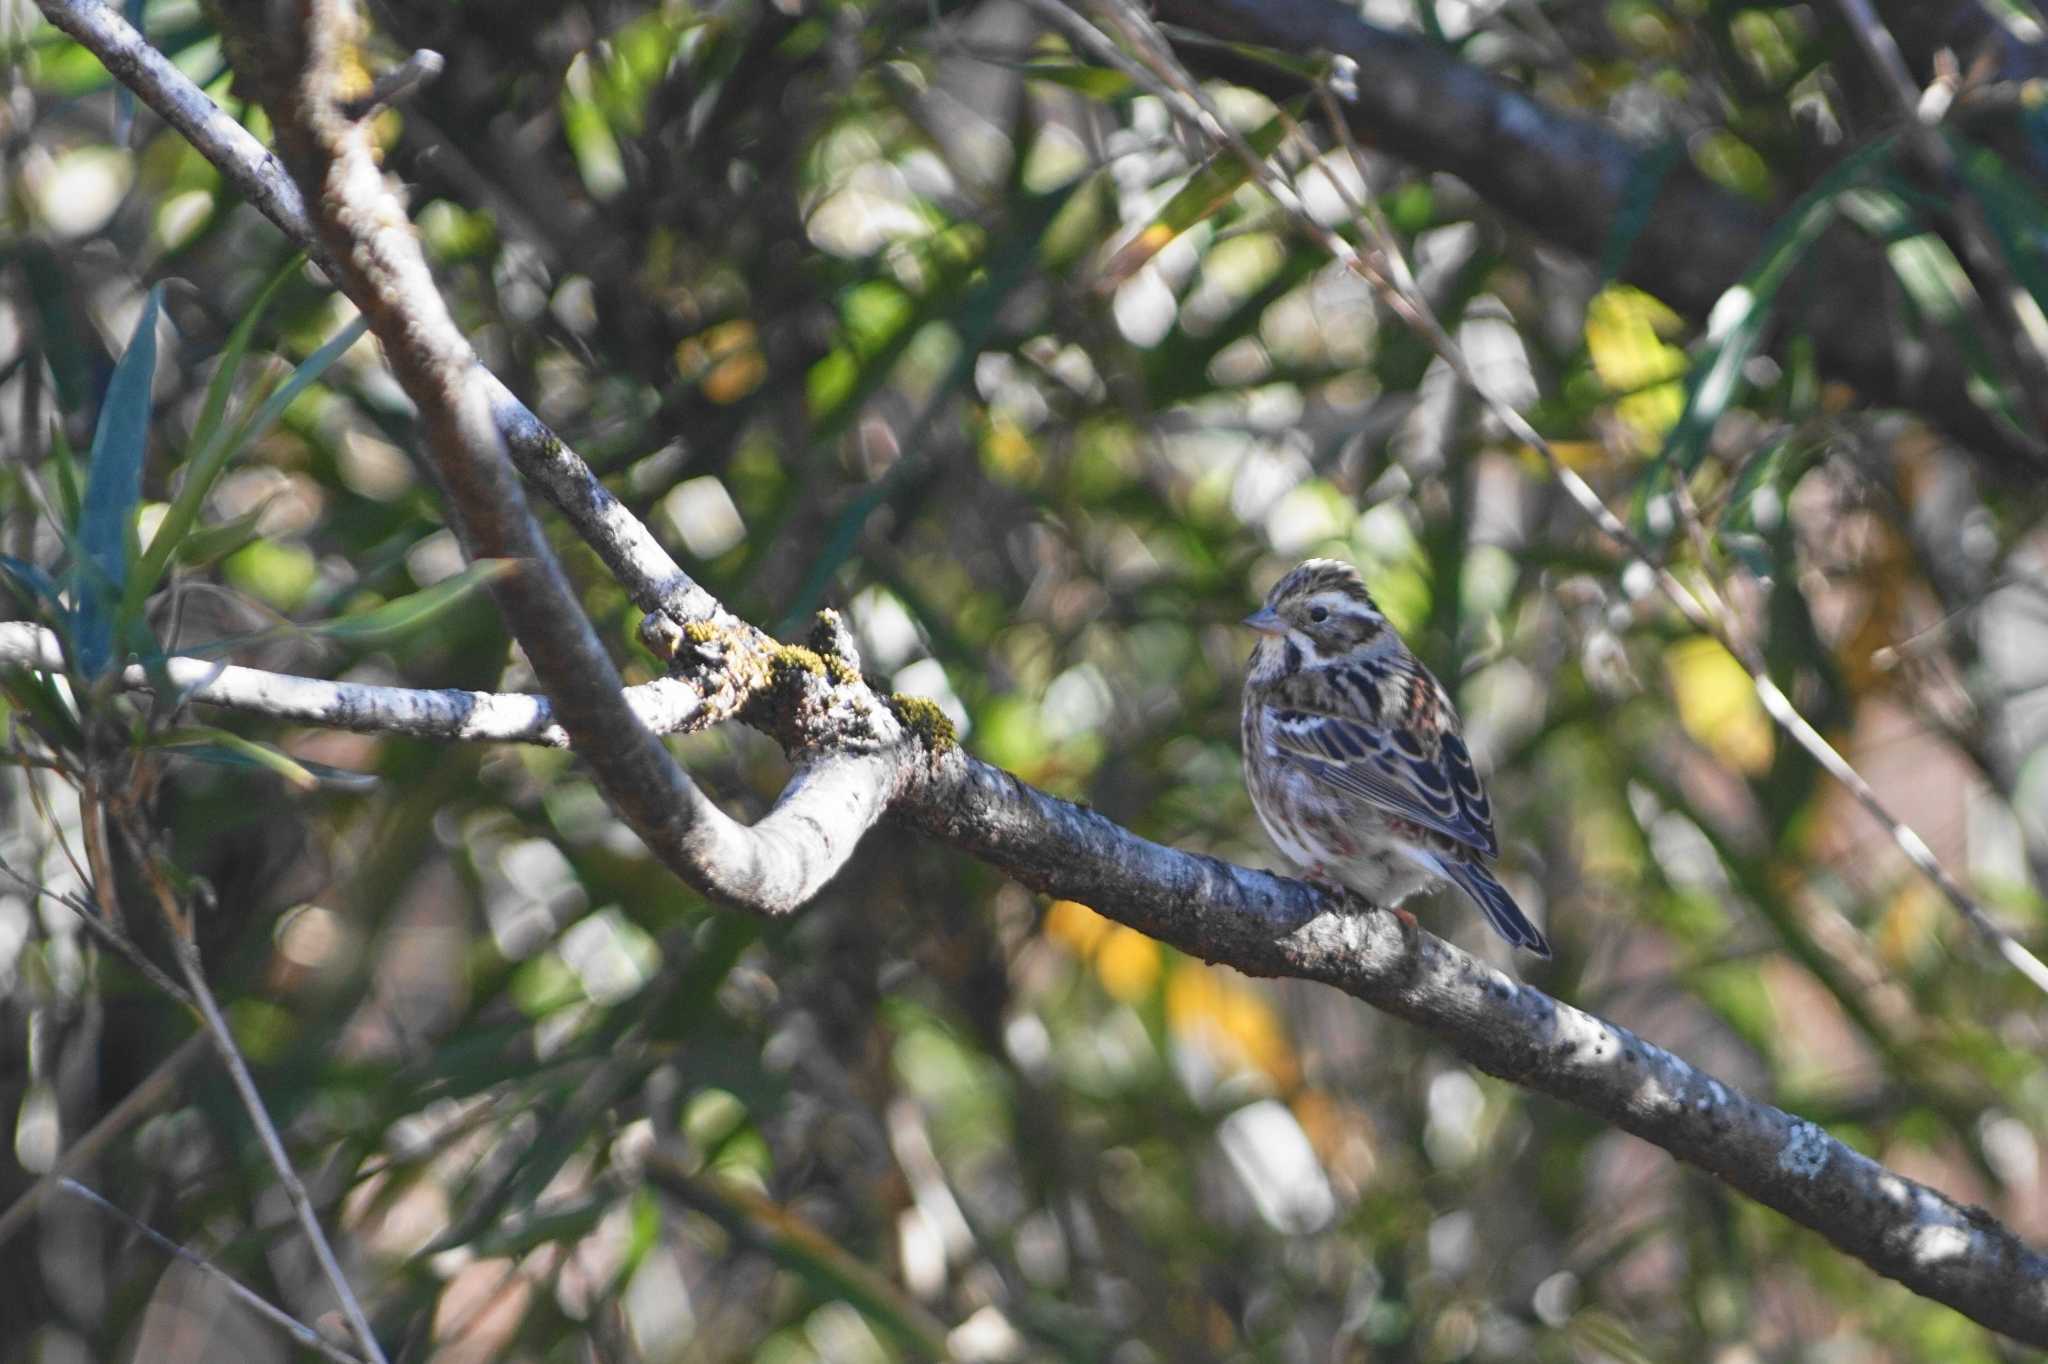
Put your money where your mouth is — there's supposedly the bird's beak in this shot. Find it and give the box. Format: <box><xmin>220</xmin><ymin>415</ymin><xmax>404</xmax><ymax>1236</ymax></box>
<box><xmin>1242</xmin><ymin>606</ymin><xmax>1286</xmax><ymax>635</ymax></box>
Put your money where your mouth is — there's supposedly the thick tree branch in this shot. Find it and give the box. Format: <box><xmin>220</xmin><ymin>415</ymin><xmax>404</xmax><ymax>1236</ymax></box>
<box><xmin>895</xmin><ymin>754</ymin><xmax>2048</xmax><ymax>1345</ymax></box>
<box><xmin>1150</xmin><ymin>0</ymin><xmax>2048</xmax><ymax>477</ymax></box>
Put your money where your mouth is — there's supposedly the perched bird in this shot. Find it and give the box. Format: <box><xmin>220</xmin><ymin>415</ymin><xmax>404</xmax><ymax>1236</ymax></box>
<box><xmin>1240</xmin><ymin>558</ymin><xmax>1550</xmax><ymax>957</ymax></box>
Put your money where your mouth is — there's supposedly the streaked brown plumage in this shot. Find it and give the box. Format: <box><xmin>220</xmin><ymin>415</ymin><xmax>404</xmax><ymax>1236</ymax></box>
<box><xmin>1240</xmin><ymin>558</ymin><xmax>1550</xmax><ymax>956</ymax></box>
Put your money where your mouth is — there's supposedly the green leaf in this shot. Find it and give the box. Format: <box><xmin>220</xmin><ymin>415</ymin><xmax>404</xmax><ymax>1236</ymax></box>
<box><xmin>21</xmin><ymin>244</ymin><xmax>94</xmax><ymax>414</ymax></box>
<box><xmin>74</xmin><ymin>286</ymin><xmax>162</xmax><ymax>678</ymax></box>
<box><xmin>0</xmin><ymin>668</ymin><xmax>85</xmax><ymax>755</ymax></box>
<box><xmin>188</xmin><ymin>255</ymin><xmax>305</xmax><ymax>484</ymax></box>
<box><xmin>1601</xmin><ymin>141</ymin><xmax>1684</xmax><ymax>282</ymax></box>
<box><xmin>1952</xmin><ymin>137</ymin><xmax>2048</xmax><ymax>326</ymax></box>
<box><xmin>171</xmin><ymin>502</ymin><xmax>271</xmax><ymax>569</ymax></box>
<box><xmin>130</xmin><ymin>309</ymin><xmax>367</xmax><ymax>614</ymax></box>
<box><xmin>1018</xmin><ymin>59</ymin><xmax>1136</xmax><ymax>100</ymax></box>
<box><xmin>1098</xmin><ymin>110</ymin><xmax>1294</xmax><ymax>288</ymax></box>
<box><xmin>148</xmin><ymin>726</ymin><xmax>375</xmax><ymax>791</ymax></box>
<box><xmin>161</xmin><ymin>558</ymin><xmax>513</xmax><ymax>664</ymax></box>
<box><xmin>112</xmin><ymin>0</ymin><xmax>145</xmax><ymax>143</ymax></box>
<box><xmin>48</xmin><ymin>421</ymin><xmax>83</xmax><ymax>532</ymax></box>
<box><xmin>305</xmin><ymin>559</ymin><xmax>513</xmax><ymax>646</ymax></box>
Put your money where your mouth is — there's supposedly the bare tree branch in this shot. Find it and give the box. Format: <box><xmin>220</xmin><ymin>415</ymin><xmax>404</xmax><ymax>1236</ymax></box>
<box><xmin>10</xmin><ymin>612</ymin><xmax>2047</xmax><ymax>1335</ymax></box>
<box><xmin>0</xmin><ymin>622</ymin><xmax>696</xmax><ymax>746</ymax></box>
<box><xmin>1038</xmin><ymin>0</ymin><xmax>2048</xmax><ymax>994</ymax></box>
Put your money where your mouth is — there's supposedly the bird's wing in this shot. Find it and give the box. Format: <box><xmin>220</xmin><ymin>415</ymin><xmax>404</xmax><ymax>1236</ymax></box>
<box><xmin>1260</xmin><ymin>661</ymin><xmax>1501</xmax><ymax>858</ymax></box>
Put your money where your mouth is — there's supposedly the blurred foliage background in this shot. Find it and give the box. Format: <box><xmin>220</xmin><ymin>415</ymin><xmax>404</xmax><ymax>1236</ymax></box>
<box><xmin>5</xmin><ymin>0</ymin><xmax>2048</xmax><ymax>1359</ymax></box>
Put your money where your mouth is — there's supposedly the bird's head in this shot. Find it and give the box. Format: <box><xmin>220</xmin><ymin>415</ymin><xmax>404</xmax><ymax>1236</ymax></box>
<box><xmin>1243</xmin><ymin>558</ymin><xmax>1390</xmax><ymax>674</ymax></box>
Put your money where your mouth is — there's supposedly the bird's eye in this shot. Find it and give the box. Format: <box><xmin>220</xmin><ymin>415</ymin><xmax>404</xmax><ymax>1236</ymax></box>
<box><xmin>1308</xmin><ymin>605</ymin><xmax>1329</xmax><ymax>623</ymax></box>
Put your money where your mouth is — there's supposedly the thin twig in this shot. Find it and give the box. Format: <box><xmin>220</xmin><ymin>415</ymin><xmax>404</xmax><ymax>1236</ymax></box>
<box><xmin>11</xmin><ymin>725</ymin><xmax>101</xmax><ymax>922</ymax></box>
<box><xmin>0</xmin><ymin>855</ymin><xmax>195</xmax><ymax>1007</ymax></box>
<box><xmin>58</xmin><ymin>1177</ymin><xmax>370</xmax><ymax>1364</ymax></box>
<box><xmin>338</xmin><ymin>48</ymin><xmax>443</xmax><ymax>120</ymax></box>
<box><xmin>110</xmin><ymin>804</ymin><xmax>390</xmax><ymax>1364</ymax></box>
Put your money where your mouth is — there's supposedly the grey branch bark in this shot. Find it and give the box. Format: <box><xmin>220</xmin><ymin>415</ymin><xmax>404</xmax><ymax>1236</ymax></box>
<box><xmin>29</xmin><ymin>0</ymin><xmax>2048</xmax><ymax>1345</ymax></box>
<box><xmin>1150</xmin><ymin>0</ymin><xmax>2048</xmax><ymax>478</ymax></box>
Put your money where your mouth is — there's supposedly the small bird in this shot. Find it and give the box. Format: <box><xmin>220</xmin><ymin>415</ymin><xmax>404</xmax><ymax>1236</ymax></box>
<box><xmin>1241</xmin><ymin>558</ymin><xmax>1550</xmax><ymax>957</ymax></box>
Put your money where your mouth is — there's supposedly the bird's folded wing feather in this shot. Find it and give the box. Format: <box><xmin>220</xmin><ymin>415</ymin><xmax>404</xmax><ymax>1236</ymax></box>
<box><xmin>1259</xmin><ymin>665</ymin><xmax>1500</xmax><ymax>858</ymax></box>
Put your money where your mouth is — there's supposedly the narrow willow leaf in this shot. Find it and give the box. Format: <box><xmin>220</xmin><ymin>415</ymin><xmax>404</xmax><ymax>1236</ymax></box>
<box><xmin>132</xmin><ymin>309</ymin><xmax>367</xmax><ymax>612</ymax></box>
<box><xmin>1017</xmin><ymin>59</ymin><xmax>1135</xmax><ymax>100</ymax></box>
<box><xmin>112</xmin><ymin>0</ymin><xmax>145</xmax><ymax>142</ymax></box>
<box><xmin>75</xmin><ymin>286</ymin><xmax>162</xmax><ymax>677</ymax></box>
<box><xmin>0</xmin><ymin>670</ymin><xmax>84</xmax><ymax>755</ymax></box>
<box><xmin>0</xmin><ymin>555</ymin><xmax>65</xmax><ymax>614</ymax></box>
<box><xmin>49</xmin><ymin>421</ymin><xmax>83</xmax><ymax>531</ymax></box>
<box><xmin>149</xmin><ymin>726</ymin><xmax>374</xmax><ymax>791</ymax></box>
<box><xmin>1097</xmin><ymin>111</ymin><xmax>1294</xmax><ymax>290</ymax></box>
<box><xmin>171</xmin><ymin>502</ymin><xmax>271</xmax><ymax>569</ymax></box>
<box><xmin>1952</xmin><ymin>137</ymin><xmax>2048</xmax><ymax>326</ymax></box>
<box><xmin>188</xmin><ymin>254</ymin><xmax>305</xmax><ymax>476</ymax></box>
<box><xmin>306</xmin><ymin>559</ymin><xmax>514</xmax><ymax>645</ymax></box>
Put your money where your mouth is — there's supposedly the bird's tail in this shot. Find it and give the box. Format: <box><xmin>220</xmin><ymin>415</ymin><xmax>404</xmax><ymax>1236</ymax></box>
<box><xmin>1436</xmin><ymin>857</ymin><xmax>1551</xmax><ymax>958</ymax></box>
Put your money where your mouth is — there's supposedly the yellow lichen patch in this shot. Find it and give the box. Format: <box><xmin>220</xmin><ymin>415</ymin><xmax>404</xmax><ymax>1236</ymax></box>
<box><xmin>1165</xmin><ymin>961</ymin><xmax>1298</xmax><ymax>1089</ymax></box>
<box><xmin>769</xmin><ymin>643</ymin><xmax>829</xmax><ymax>681</ymax></box>
<box><xmin>888</xmin><ymin>693</ymin><xmax>957</xmax><ymax>752</ymax></box>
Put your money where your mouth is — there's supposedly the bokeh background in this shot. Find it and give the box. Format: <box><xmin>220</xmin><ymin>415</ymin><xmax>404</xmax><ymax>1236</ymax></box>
<box><xmin>4</xmin><ymin>0</ymin><xmax>2048</xmax><ymax>1359</ymax></box>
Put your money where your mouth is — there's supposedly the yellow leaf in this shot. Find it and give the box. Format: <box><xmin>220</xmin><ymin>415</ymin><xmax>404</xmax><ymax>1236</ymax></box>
<box><xmin>1044</xmin><ymin>899</ymin><xmax>1111</xmax><ymax>955</ymax></box>
<box><xmin>1877</xmin><ymin>879</ymin><xmax>1942</xmax><ymax>968</ymax></box>
<box><xmin>1585</xmin><ymin>284</ymin><xmax>1687</xmax><ymax>449</ymax></box>
<box><xmin>1094</xmin><ymin>926</ymin><xmax>1161</xmax><ymax>1003</ymax></box>
<box><xmin>675</xmin><ymin>319</ymin><xmax>764</xmax><ymax>404</ymax></box>
<box><xmin>982</xmin><ymin>417</ymin><xmax>1041</xmax><ymax>485</ymax></box>
<box><xmin>1166</xmin><ymin>962</ymin><xmax>1297</xmax><ymax>1086</ymax></box>
<box><xmin>1664</xmin><ymin>637</ymin><xmax>1773</xmax><ymax>773</ymax></box>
